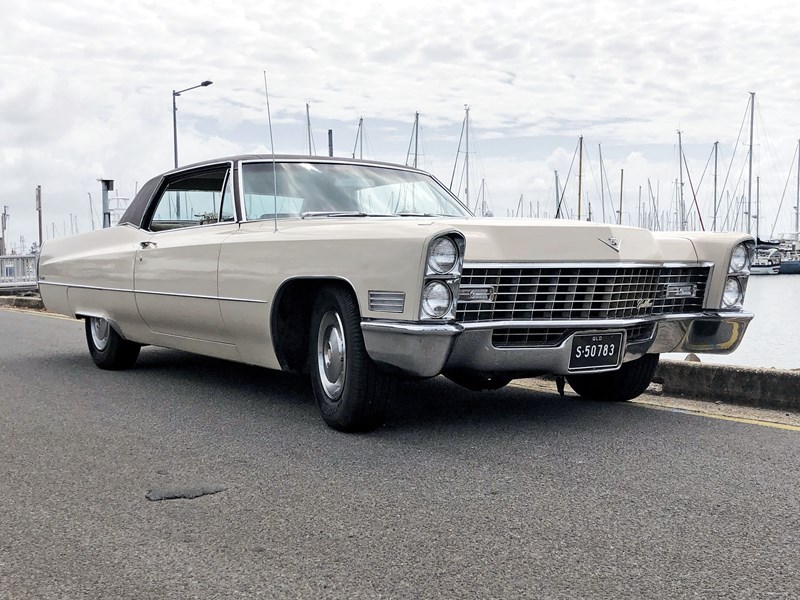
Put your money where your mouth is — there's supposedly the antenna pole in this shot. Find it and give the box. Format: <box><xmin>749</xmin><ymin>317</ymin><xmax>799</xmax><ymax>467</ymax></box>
<box><xmin>263</xmin><ymin>71</ymin><xmax>279</xmax><ymax>233</ymax></box>
<box><xmin>618</xmin><ymin>169</ymin><xmax>624</xmax><ymax>225</ymax></box>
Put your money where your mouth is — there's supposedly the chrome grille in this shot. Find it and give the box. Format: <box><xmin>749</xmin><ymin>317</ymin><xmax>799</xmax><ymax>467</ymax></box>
<box><xmin>457</xmin><ymin>265</ymin><xmax>710</xmax><ymax>323</ymax></box>
<box><xmin>368</xmin><ymin>290</ymin><xmax>405</xmax><ymax>313</ymax></box>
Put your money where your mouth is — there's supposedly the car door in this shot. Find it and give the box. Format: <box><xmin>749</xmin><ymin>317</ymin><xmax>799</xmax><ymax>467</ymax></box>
<box><xmin>134</xmin><ymin>164</ymin><xmax>237</xmax><ymax>343</ymax></box>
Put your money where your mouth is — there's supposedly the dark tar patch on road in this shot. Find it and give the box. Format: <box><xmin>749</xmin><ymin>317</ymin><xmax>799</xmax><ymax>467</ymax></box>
<box><xmin>145</xmin><ymin>485</ymin><xmax>226</xmax><ymax>501</ymax></box>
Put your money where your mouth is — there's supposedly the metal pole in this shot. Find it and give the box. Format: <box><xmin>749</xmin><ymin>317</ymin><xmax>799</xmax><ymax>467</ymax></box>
<box><xmin>0</xmin><ymin>205</ymin><xmax>7</xmax><ymax>255</ymax></box>
<box><xmin>101</xmin><ymin>179</ymin><xmax>114</xmax><ymax>228</ymax></box>
<box><xmin>36</xmin><ymin>185</ymin><xmax>42</xmax><ymax>248</ymax></box>
<box><xmin>747</xmin><ymin>92</ymin><xmax>755</xmax><ymax>235</ymax></box>
<box><xmin>328</xmin><ymin>129</ymin><xmax>333</xmax><ymax>157</ymax></box>
<box><xmin>618</xmin><ymin>169</ymin><xmax>624</xmax><ymax>225</ymax></box>
<box><xmin>172</xmin><ymin>91</ymin><xmax>178</xmax><ymax>169</ymax></box>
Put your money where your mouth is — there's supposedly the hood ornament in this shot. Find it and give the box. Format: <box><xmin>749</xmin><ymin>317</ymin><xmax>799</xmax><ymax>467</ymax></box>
<box><xmin>598</xmin><ymin>236</ymin><xmax>621</xmax><ymax>252</ymax></box>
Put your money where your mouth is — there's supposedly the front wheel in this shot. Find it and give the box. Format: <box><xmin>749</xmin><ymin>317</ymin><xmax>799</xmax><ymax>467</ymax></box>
<box><xmin>308</xmin><ymin>286</ymin><xmax>394</xmax><ymax>432</ymax></box>
<box><xmin>566</xmin><ymin>353</ymin><xmax>659</xmax><ymax>402</ymax></box>
<box><xmin>85</xmin><ymin>317</ymin><xmax>141</xmax><ymax>370</ymax></box>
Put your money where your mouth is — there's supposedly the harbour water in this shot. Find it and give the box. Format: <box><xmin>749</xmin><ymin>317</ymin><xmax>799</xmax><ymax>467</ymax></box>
<box><xmin>667</xmin><ymin>274</ymin><xmax>800</xmax><ymax>370</ymax></box>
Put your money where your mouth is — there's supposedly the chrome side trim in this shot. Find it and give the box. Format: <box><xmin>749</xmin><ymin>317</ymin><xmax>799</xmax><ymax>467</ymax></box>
<box><xmin>37</xmin><ymin>281</ymin><xmax>267</xmax><ymax>304</ymax></box>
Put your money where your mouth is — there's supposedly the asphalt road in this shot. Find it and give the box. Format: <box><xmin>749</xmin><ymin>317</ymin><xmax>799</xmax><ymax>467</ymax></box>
<box><xmin>1</xmin><ymin>308</ymin><xmax>799</xmax><ymax>599</ymax></box>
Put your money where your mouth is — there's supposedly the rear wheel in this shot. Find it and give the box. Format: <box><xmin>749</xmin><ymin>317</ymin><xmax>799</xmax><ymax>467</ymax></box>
<box><xmin>308</xmin><ymin>286</ymin><xmax>394</xmax><ymax>432</ymax></box>
<box><xmin>566</xmin><ymin>353</ymin><xmax>659</xmax><ymax>402</ymax></box>
<box><xmin>85</xmin><ymin>317</ymin><xmax>141</xmax><ymax>370</ymax></box>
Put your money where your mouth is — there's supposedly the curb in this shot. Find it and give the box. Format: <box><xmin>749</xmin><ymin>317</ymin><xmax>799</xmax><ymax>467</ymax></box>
<box><xmin>655</xmin><ymin>360</ymin><xmax>800</xmax><ymax>412</ymax></box>
<box><xmin>0</xmin><ymin>295</ymin><xmax>45</xmax><ymax>310</ymax></box>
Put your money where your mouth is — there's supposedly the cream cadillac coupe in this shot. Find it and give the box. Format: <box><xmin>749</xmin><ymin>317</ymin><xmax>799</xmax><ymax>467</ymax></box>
<box><xmin>39</xmin><ymin>155</ymin><xmax>754</xmax><ymax>431</ymax></box>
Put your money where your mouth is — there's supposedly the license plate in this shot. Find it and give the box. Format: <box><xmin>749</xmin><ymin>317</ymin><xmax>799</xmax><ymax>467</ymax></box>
<box><xmin>569</xmin><ymin>332</ymin><xmax>624</xmax><ymax>371</ymax></box>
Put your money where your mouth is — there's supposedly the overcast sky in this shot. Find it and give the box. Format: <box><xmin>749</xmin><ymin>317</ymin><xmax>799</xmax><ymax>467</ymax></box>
<box><xmin>2</xmin><ymin>0</ymin><xmax>800</xmax><ymax>252</ymax></box>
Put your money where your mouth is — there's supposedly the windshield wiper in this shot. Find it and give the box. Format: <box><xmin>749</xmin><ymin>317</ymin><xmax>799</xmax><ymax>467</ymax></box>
<box><xmin>395</xmin><ymin>211</ymin><xmax>448</xmax><ymax>217</ymax></box>
<box><xmin>301</xmin><ymin>211</ymin><xmax>369</xmax><ymax>219</ymax></box>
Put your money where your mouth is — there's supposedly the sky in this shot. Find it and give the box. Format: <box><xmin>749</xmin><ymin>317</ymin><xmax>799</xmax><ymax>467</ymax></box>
<box><xmin>2</xmin><ymin>0</ymin><xmax>800</xmax><ymax>253</ymax></box>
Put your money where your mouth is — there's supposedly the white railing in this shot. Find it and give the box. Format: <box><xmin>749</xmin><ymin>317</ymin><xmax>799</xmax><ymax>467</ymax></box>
<box><xmin>0</xmin><ymin>255</ymin><xmax>38</xmax><ymax>289</ymax></box>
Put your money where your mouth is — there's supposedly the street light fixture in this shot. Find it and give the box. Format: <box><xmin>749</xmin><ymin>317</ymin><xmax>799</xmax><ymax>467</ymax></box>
<box><xmin>172</xmin><ymin>80</ymin><xmax>213</xmax><ymax>169</ymax></box>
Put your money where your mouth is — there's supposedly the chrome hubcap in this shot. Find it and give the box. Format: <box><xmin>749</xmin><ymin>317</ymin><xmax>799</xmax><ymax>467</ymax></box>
<box><xmin>90</xmin><ymin>317</ymin><xmax>110</xmax><ymax>351</ymax></box>
<box><xmin>317</xmin><ymin>311</ymin><xmax>346</xmax><ymax>401</ymax></box>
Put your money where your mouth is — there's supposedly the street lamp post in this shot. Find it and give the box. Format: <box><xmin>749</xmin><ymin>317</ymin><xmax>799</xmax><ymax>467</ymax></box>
<box><xmin>172</xmin><ymin>80</ymin><xmax>213</xmax><ymax>169</ymax></box>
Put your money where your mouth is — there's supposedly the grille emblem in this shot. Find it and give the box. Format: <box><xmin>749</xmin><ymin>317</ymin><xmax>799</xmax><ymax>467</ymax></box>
<box><xmin>598</xmin><ymin>236</ymin><xmax>621</xmax><ymax>252</ymax></box>
<box><xmin>637</xmin><ymin>298</ymin><xmax>655</xmax><ymax>310</ymax></box>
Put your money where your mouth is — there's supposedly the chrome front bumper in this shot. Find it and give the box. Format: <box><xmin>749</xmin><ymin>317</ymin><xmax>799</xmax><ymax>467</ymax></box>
<box><xmin>361</xmin><ymin>311</ymin><xmax>753</xmax><ymax>378</ymax></box>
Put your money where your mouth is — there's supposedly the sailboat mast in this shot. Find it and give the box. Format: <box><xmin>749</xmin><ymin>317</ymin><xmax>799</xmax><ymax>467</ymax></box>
<box><xmin>678</xmin><ymin>130</ymin><xmax>685</xmax><ymax>230</ymax></box>
<box><xmin>796</xmin><ymin>138</ymin><xmax>799</xmax><ymax>235</ymax></box>
<box><xmin>713</xmin><ymin>141</ymin><xmax>718</xmax><ymax>231</ymax></box>
<box><xmin>554</xmin><ymin>171</ymin><xmax>561</xmax><ymax>218</ymax></box>
<box><xmin>414</xmin><ymin>111</ymin><xmax>419</xmax><ymax>168</ymax></box>
<box><xmin>756</xmin><ymin>175</ymin><xmax>760</xmax><ymax>241</ymax></box>
<box><xmin>577</xmin><ymin>135</ymin><xmax>583</xmax><ymax>220</ymax></box>
<box><xmin>306</xmin><ymin>102</ymin><xmax>313</xmax><ymax>155</ymax></box>
<box><xmin>747</xmin><ymin>91</ymin><xmax>755</xmax><ymax>235</ymax></box>
<box><xmin>599</xmin><ymin>144</ymin><xmax>605</xmax><ymax>223</ymax></box>
<box><xmin>464</xmin><ymin>105</ymin><xmax>470</xmax><ymax>213</ymax></box>
<box><xmin>618</xmin><ymin>169</ymin><xmax>624</xmax><ymax>225</ymax></box>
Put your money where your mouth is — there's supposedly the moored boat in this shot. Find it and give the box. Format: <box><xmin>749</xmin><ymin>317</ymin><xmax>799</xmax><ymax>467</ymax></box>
<box><xmin>751</xmin><ymin>246</ymin><xmax>781</xmax><ymax>275</ymax></box>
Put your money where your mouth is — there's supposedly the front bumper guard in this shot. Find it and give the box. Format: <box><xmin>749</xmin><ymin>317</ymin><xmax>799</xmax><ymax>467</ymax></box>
<box><xmin>361</xmin><ymin>311</ymin><xmax>753</xmax><ymax>378</ymax></box>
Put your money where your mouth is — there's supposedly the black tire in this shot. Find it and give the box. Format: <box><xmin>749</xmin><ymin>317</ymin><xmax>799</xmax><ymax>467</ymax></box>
<box><xmin>308</xmin><ymin>286</ymin><xmax>394</xmax><ymax>432</ymax></box>
<box><xmin>446</xmin><ymin>373</ymin><xmax>512</xmax><ymax>391</ymax></box>
<box><xmin>85</xmin><ymin>317</ymin><xmax>141</xmax><ymax>370</ymax></box>
<box><xmin>566</xmin><ymin>353</ymin><xmax>659</xmax><ymax>402</ymax></box>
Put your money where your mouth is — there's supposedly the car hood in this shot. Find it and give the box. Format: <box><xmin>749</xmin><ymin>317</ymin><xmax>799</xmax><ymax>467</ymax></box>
<box><xmin>441</xmin><ymin>218</ymin><xmax>699</xmax><ymax>263</ymax></box>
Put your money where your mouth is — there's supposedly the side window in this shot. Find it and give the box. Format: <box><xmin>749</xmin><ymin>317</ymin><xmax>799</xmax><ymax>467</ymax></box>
<box><xmin>148</xmin><ymin>167</ymin><xmax>231</xmax><ymax>232</ymax></box>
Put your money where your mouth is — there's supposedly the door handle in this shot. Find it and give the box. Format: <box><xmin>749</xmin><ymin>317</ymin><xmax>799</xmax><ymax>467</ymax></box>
<box><xmin>140</xmin><ymin>241</ymin><xmax>157</xmax><ymax>249</ymax></box>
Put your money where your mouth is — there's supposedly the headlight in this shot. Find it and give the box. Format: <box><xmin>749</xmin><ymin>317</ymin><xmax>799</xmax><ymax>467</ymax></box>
<box><xmin>722</xmin><ymin>277</ymin><xmax>743</xmax><ymax>309</ymax></box>
<box><xmin>729</xmin><ymin>243</ymin><xmax>749</xmax><ymax>273</ymax></box>
<box><xmin>427</xmin><ymin>237</ymin><xmax>458</xmax><ymax>274</ymax></box>
<box><xmin>421</xmin><ymin>281</ymin><xmax>452</xmax><ymax>318</ymax></box>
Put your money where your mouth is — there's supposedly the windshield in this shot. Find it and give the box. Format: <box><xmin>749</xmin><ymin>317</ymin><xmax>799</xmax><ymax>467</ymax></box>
<box><xmin>241</xmin><ymin>162</ymin><xmax>471</xmax><ymax>220</ymax></box>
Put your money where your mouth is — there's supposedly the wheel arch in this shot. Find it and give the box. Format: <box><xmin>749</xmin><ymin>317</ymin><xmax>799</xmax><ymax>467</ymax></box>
<box><xmin>74</xmin><ymin>311</ymin><xmax>128</xmax><ymax>340</ymax></box>
<box><xmin>270</xmin><ymin>276</ymin><xmax>360</xmax><ymax>374</ymax></box>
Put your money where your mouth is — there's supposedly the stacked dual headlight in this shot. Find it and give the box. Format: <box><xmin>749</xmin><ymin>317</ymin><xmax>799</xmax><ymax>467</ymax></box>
<box><xmin>721</xmin><ymin>242</ymin><xmax>752</xmax><ymax>309</ymax></box>
<box><xmin>420</xmin><ymin>234</ymin><xmax>465</xmax><ymax>320</ymax></box>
